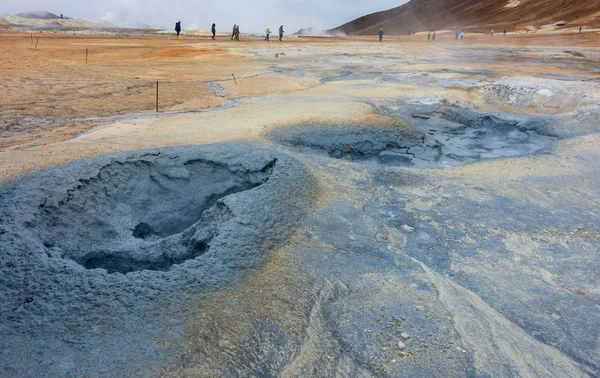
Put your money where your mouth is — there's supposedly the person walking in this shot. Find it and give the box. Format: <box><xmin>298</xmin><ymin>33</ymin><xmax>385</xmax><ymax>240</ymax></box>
<box><xmin>503</xmin><ymin>28</ymin><xmax>507</xmax><ymax>36</ymax></box>
<box><xmin>279</xmin><ymin>25</ymin><xmax>285</xmax><ymax>41</ymax></box>
<box><xmin>491</xmin><ymin>29</ymin><xmax>494</xmax><ymax>36</ymax></box>
<box><xmin>265</xmin><ymin>26</ymin><xmax>271</xmax><ymax>41</ymax></box>
<box><xmin>211</xmin><ymin>23</ymin><xmax>216</xmax><ymax>40</ymax></box>
<box><xmin>175</xmin><ymin>21</ymin><xmax>182</xmax><ymax>39</ymax></box>
<box><xmin>235</xmin><ymin>25</ymin><xmax>240</xmax><ymax>41</ymax></box>
<box><xmin>461</xmin><ymin>30</ymin><xmax>464</xmax><ymax>40</ymax></box>
<box><xmin>432</xmin><ymin>31</ymin><xmax>436</xmax><ymax>41</ymax></box>
<box><xmin>579</xmin><ymin>26</ymin><xmax>583</xmax><ymax>33</ymax></box>
<box><xmin>455</xmin><ymin>30</ymin><xmax>459</xmax><ymax>40</ymax></box>
<box><xmin>231</xmin><ymin>24</ymin><xmax>236</xmax><ymax>40</ymax></box>
<box><xmin>378</xmin><ymin>28</ymin><xmax>384</xmax><ymax>42</ymax></box>
<box><xmin>427</xmin><ymin>30</ymin><xmax>431</xmax><ymax>42</ymax></box>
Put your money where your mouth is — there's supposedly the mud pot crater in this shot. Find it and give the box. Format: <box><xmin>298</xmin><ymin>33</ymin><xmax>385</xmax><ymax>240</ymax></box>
<box><xmin>0</xmin><ymin>144</ymin><xmax>310</xmax><ymax>280</ymax></box>
<box><xmin>268</xmin><ymin>106</ymin><xmax>557</xmax><ymax>168</ymax></box>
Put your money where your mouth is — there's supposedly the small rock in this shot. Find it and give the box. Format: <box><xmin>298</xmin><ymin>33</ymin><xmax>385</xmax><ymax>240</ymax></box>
<box><xmin>402</xmin><ymin>225</ymin><xmax>415</xmax><ymax>232</ymax></box>
<box><xmin>415</xmin><ymin>305</ymin><xmax>424</xmax><ymax>311</ymax></box>
<box><xmin>398</xmin><ymin>341</ymin><xmax>406</xmax><ymax>349</ymax></box>
<box><xmin>400</xmin><ymin>332</ymin><xmax>410</xmax><ymax>340</ymax></box>
<box><xmin>341</xmin><ymin>144</ymin><xmax>353</xmax><ymax>154</ymax></box>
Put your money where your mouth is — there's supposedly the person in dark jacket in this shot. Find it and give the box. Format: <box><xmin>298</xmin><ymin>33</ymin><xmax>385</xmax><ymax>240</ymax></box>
<box><xmin>175</xmin><ymin>21</ymin><xmax>181</xmax><ymax>39</ymax></box>
<box><xmin>279</xmin><ymin>25</ymin><xmax>285</xmax><ymax>41</ymax></box>
<box><xmin>235</xmin><ymin>25</ymin><xmax>240</xmax><ymax>41</ymax></box>
<box><xmin>378</xmin><ymin>28</ymin><xmax>384</xmax><ymax>41</ymax></box>
<box><xmin>211</xmin><ymin>23</ymin><xmax>216</xmax><ymax>40</ymax></box>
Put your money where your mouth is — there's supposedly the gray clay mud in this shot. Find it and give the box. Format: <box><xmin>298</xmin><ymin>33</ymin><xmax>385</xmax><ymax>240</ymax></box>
<box><xmin>267</xmin><ymin>106</ymin><xmax>556</xmax><ymax>168</ymax></box>
<box><xmin>37</xmin><ymin>158</ymin><xmax>274</xmax><ymax>274</ymax></box>
<box><xmin>0</xmin><ymin>144</ymin><xmax>312</xmax><ymax>377</ymax></box>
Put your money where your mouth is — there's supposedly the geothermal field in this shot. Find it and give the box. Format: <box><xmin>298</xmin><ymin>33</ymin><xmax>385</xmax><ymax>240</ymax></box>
<box><xmin>1</xmin><ymin>30</ymin><xmax>600</xmax><ymax>377</ymax></box>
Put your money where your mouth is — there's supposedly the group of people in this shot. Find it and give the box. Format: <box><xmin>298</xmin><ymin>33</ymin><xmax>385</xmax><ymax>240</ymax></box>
<box><xmin>264</xmin><ymin>25</ymin><xmax>285</xmax><ymax>41</ymax></box>
<box><xmin>230</xmin><ymin>24</ymin><xmax>241</xmax><ymax>40</ymax></box>
<box><xmin>175</xmin><ymin>21</ymin><xmax>589</xmax><ymax>43</ymax></box>
<box><xmin>173</xmin><ymin>22</ymin><xmax>286</xmax><ymax>41</ymax></box>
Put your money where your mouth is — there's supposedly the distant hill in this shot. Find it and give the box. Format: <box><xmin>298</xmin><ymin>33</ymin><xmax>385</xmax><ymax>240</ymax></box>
<box><xmin>329</xmin><ymin>0</ymin><xmax>600</xmax><ymax>35</ymax></box>
<box><xmin>16</xmin><ymin>11</ymin><xmax>61</xmax><ymax>20</ymax></box>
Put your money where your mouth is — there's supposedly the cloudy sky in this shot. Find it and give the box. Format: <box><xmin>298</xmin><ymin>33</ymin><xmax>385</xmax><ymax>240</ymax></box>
<box><xmin>1</xmin><ymin>0</ymin><xmax>409</xmax><ymax>33</ymax></box>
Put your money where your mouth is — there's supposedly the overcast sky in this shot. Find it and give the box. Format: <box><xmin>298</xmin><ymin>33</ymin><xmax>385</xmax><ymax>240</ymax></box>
<box><xmin>1</xmin><ymin>1</ymin><xmax>409</xmax><ymax>33</ymax></box>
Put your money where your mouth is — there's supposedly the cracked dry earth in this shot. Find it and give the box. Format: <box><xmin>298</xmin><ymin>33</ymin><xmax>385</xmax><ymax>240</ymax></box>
<box><xmin>1</xmin><ymin>33</ymin><xmax>600</xmax><ymax>377</ymax></box>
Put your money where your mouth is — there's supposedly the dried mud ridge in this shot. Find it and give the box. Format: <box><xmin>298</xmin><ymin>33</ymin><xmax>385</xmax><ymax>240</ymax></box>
<box><xmin>268</xmin><ymin>106</ymin><xmax>556</xmax><ymax>168</ymax></box>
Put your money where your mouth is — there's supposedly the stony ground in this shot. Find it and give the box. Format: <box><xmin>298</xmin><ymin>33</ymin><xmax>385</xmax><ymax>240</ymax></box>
<box><xmin>0</xmin><ymin>31</ymin><xmax>599</xmax><ymax>377</ymax></box>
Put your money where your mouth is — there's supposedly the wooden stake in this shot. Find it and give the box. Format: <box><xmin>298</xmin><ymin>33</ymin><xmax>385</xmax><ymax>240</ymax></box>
<box><xmin>156</xmin><ymin>81</ymin><xmax>159</xmax><ymax>112</ymax></box>
<box><xmin>34</xmin><ymin>38</ymin><xmax>39</xmax><ymax>50</ymax></box>
<box><xmin>232</xmin><ymin>73</ymin><xmax>238</xmax><ymax>86</ymax></box>
<box><xmin>30</xmin><ymin>34</ymin><xmax>33</xmax><ymax>44</ymax></box>
<box><xmin>86</xmin><ymin>48</ymin><xmax>88</xmax><ymax>64</ymax></box>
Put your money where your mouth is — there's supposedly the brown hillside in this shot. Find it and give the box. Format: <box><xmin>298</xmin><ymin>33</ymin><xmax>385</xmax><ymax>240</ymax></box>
<box><xmin>330</xmin><ymin>0</ymin><xmax>600</xmax><ymax>35</ymax></box>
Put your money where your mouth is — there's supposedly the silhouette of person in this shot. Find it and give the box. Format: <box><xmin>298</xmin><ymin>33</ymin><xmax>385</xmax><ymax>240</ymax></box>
<box><xmin>175</xmin><ymin>21</ymin><xmax>181</xmax><ymax>39</ymax></box>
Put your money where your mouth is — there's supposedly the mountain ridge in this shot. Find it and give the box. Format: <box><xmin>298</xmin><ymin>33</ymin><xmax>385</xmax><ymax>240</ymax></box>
<box><xmin>329</xmin><ymin>0</ymin><xmax>600</xmax><ymax>35</ymax></box>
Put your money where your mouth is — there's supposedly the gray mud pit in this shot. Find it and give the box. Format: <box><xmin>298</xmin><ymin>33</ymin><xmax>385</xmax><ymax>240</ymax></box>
<box><xmin>0</xmin><ymin>144</ymin><xmax>311</xmax><ymax>376</ymax></box>
<box><xmin>38</xmin><ymin>157</ymin><xmax>274</xmax><ymax>274</ymax></box>
<box><xmin>268</xmin><ymin>107</ymin><xmax>556</xmax><ymax>168</ymax></box>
